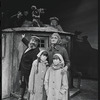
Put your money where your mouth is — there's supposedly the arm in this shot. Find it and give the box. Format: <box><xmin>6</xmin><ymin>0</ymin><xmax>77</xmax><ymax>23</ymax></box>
<box><xmin>44</xmin><ymin>68</ymin><xmax>50</xmax><ymax>96</ymax></box>
<box><xmin>63</xmin><ymin>47</ymin><xmax>70</xmax><ymax>70</ymax></box>
<box><xmin>22</xmin><ymin>37</ymin><xmax>29</xmax><ymax>46</ymax></box>
<box><xmin>59</xmin><ymin>72</ymin><xmax>69</xmax><ymax>94</ymax></box>
<box><xmin>21</xmin><ymin>34</ymin><xmax>29</xmax><ymax>46</ymax></box>
<box><xmin>28</xmin><ymin>60</ymin><xmax>37</xmax><ymax>94</ymax></box>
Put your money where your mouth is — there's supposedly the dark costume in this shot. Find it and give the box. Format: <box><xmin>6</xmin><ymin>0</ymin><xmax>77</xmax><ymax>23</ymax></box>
<box><xmin>18</xmin><ymin>37</ymin><xmax>40</xmax><ymax>99</ymax></box>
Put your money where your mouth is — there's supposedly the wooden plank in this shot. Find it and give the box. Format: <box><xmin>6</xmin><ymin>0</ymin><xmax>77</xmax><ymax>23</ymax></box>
<box><xmin>70</xmin><ymin>88</ymin><xmax>80</xmax><ymax>98</ymax></box>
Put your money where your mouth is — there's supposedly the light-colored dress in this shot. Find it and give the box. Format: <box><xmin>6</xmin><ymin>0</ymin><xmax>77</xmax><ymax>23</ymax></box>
<box><xmin>44</xmin><ymin>66</ymin><xmax>69</xmax><ymax>100</ymax></box>
<box><xmin>28</xmin><ymin>59</ymin><xmax>47</xmax><ymax>100</ymax></box>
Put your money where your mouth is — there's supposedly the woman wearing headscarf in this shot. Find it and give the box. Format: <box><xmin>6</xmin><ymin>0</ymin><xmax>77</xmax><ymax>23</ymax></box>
<box><xmin>47</xmin><ymin>32</ymin><xmax>70</xmax><ymax>100</ymax></box>
<box><xmin>47</xmin><ymin>33</ymin><xmax>70</xmax><ymax>68</ymax></box>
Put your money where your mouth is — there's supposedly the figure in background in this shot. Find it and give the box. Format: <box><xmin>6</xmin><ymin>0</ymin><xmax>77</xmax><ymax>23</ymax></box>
<box><xmin>44</xmin><ymin>53</ymin><xmax>69</xmax><ymax>100</ymax></box>
<box><xmin>28</xmin><ymin>50</ymin><xmax>49</xmax><ymax>100</ymax></box>
<box><xmin>18</xmin><ymin>34</ymin><xmax>40</xmax><ymax>100</ymax></box>
<box><xmin>49</xmin><ymin>17</ymin><xmax>64</xmax><ymax>31</ymax></box>
<box><xmin>21</xmin><ymin>10</ymin><xmax>33</xmax><ymax>27</ymax></box>
<box><xmin>10</xmin><ymin>11</ymin><xmax>24</xmax><ymax>27</ymax></box>
<box><xmin>31</xmin><ymin>5</ymin><xmax>45</xmax><ymax>27</ymax></box>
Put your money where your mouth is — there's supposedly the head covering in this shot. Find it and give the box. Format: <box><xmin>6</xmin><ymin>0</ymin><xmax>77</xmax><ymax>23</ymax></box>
<box><xmin>50</xmin><ymin>17</ymin><xmax>59</xmax><ymax>21</ymax></box>
<box><xmin>37</xmin><ymin>50</ymin><xmax>48</xmax><ymax>58</ymax></box>
<box><xmin>37</xmin><ymin>50</ymin><xmax>45</xmax><ymax>57</ymax></box>
<box><xmin>53</xmin><ymin>53</ymin><xmax>64</xmax><ymax>67</ymax></box>
<box><xmin>50</xmin><ymin>33</ymin><xmax>62</xmax><ymax>45</ymax></box>
<box><xmin>31</xmin><ymin>36</ymin><xmax>40</xmax><ymax>42</ymax></box>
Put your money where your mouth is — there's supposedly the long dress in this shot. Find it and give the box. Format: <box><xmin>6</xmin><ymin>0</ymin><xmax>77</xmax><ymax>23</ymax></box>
<box><xmin>28</xmin><ymin>59</ymin><xmax>47</xmax><ymax>100</ymax></box>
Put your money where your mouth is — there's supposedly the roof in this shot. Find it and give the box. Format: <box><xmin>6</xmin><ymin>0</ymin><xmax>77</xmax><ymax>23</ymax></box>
<box><xmin>2</xmin><ymin>27</ymin><xmax>74</xmax><ymax>35</ymax></box>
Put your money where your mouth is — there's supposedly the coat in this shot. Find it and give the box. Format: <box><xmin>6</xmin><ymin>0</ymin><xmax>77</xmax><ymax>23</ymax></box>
<box><xmin>47</xmin><ymin>45</ymin><xmax>70</xmax><ymax>67</ymax></box>
<box><xmin>44</xmin><ymin>67</ymin><xmax>69</xmax><ymax>100</ymax></box>
<box><xmin>28</xmin><ymin>59</ymin><xmax>47</xmax><ymax>100</ymax></box>
<box><xmin>19</xmin><ymin>37</ymin><xmax>40</xmax><ymax>75</ymax></box>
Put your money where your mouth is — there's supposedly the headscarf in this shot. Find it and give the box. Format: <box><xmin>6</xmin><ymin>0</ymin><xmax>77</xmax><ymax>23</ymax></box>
<box><xmin>36</xmin><ymin>50</ymin><xmax>49</xmax><ymax>73</ymax></box>
<box><xmin>52</xmin><ymin>53</ymin><xmax>65</xmax><ymax>70</ymax></box>
<box><xmin>50</xmin><ymin>33</ymin><xmax>62</xmax><ymax>45</ymax></box>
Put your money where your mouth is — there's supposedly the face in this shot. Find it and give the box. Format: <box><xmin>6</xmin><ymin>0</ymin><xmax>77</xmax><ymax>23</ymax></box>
<box><xmin>51</xmin><ymin>20</ymin><xmax>58</xmax><ymax>26</ymax></box>
<box><xmin>50</xmin><ymin>35</ymin><xmax>58</xmax><ymax>44</ymax></box>
<box><xmin>40</xmin><ymin>55</ymin><xmax>47</xmax><ymax>62</ymax></box>
<box><xmin>53</xmin><ymin>58</ymin><xmax>60</xmax><ymax>65</ymax></box>
<box><xmin>29</xmin><ymin>38</ymin><xmax>38</xmax><ymax>49</ymax></box>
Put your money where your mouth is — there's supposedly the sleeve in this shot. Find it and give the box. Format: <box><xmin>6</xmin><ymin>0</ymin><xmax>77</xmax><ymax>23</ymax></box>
<box><xmin>28</xmin><ymin>60</ymin><xmax>37</xmax><ymax>92</ymax></box>
<box><xmin>59</xmin><ymin>72</ymin><xmax>69</xmax><ymax>95</ymax></box>
<box><xmin>44</xmin><ymin>67</ymin><xmax>50</xmax><ymax>95</ymax></box>
<box><xmin>22</xmin><ymin>37</ymin><xmax>29</xmax><ymax>46</ymax></box>
<box><xmin>63</xmin><ymin>47</ymin><xmax>70</xmax><ymax>68</ymax></box>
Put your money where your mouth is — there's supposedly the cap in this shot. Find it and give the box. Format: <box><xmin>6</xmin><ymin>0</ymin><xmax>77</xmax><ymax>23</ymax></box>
<box><xmin>50</xmin><ymin>17</ymin><xmax>59</xmax><ymax>21</ymax></box>
<box><xmin>31</xmin><ymin>36</ymin><xmax>40</xmax><ymax>41</ymax></box>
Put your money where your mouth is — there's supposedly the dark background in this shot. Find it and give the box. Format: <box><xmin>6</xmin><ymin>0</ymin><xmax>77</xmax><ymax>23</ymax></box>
<box><xmin>1</xmin><ymin>0</ymin><xmax>98</xmax><ymax>49</ymax></box>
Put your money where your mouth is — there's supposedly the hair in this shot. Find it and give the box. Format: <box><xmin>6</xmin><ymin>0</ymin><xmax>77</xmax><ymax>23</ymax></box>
<box><xmin>36</xmin><ymin>51</ymin><xmax>49</xmax><ymax>73</ymax></box>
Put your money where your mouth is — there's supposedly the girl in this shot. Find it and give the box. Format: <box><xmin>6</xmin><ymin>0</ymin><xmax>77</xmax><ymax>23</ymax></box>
<box><xmin>28</xmin><ymin>50</ymin><xmax>49</xmax><ymax>100</ymax></box>
<box><xmin>44</xmin><ymin>53</ymin><xmax>69</xmax><ymax>100</ymax></box>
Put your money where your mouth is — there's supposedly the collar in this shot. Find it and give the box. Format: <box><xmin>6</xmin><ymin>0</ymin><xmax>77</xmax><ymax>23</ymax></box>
<box><xmin>48</xmin><ymin>45</ymin><xmax>61</xmax><ymax>51</ymax></box>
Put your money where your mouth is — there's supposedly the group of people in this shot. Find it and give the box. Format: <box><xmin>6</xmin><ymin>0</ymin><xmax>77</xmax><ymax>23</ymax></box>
<box><xmin>18</xmin><ymin>32</ymin><xmax>70</xmax><ymax>100</ymax></box>
<box><xmin>2</xmin><ymin>5</ymin><xmax>64</xmax><ymax>32</ymax></box>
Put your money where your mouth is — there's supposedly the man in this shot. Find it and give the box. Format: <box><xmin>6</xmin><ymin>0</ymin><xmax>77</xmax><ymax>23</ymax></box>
<box><xmin>18</xmin><ymin>34</ymin><xmax>40</xmax><ymax>100</ymax></box>
<box><xmin>49</xmin><ymin>17</ymin><xmax>64</xmax><ymax>31</ymax></box>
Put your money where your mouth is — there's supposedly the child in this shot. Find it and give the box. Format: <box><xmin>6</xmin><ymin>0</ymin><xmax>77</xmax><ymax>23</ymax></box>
<box><xmin>28</xmin><ymin>50</ymin><xmax>49</xmax><ymax>100</ymax></box>
<box><xmin>44</xmin><ymin>53</ymin><xmax>69</xmax><ymax>100</ymax></box>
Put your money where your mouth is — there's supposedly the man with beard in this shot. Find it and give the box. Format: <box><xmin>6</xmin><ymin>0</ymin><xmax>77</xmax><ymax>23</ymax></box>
<box><xmin>18</xmin><ymin>34</ymin><xmax>40</xmax><ymax>100</ymax></box>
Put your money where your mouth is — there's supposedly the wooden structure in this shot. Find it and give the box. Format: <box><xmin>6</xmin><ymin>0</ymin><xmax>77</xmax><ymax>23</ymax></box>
<box><xmin>2</xmin><ymin>27</ymin><xmax>74</xmax><ymax>99</ymax></box>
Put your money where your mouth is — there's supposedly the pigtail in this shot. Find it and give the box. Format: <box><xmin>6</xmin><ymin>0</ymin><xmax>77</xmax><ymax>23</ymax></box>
<box><xmin>36</xmin><ymin>58</ymin><xmax>40</xmax><ymax>74</ymax></box>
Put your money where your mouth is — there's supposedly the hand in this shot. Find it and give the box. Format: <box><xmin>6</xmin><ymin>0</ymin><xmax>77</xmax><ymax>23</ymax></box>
<box><xmin>22</xmin><ymin>34</ymin><xmax>25</xmax><ymax>38</ymax></box>
<box><xmin>19</xmin><ymin>80</ymin><xmax>21</xmax><ymax>85</ymax></box>
<box><xmin>64</xmin><ymin>65</ymin><xmax>68</xmax><ymax>71</ymax></box>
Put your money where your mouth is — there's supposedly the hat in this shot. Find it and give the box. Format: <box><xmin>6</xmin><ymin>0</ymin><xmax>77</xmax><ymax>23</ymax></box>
<box><xmin>53</xmin><ymin>53</ymin><xmax>64</xmax><ymax>67</ymax></box>
<box><xmin>50</xmin><ymin>17</ymin><xmax>59</xmax><ymax>21</ymax></box>
<box><xmin>31</xmin><ymin>36</ymin><xmax>40</xmax><ymax>42</ymax></box>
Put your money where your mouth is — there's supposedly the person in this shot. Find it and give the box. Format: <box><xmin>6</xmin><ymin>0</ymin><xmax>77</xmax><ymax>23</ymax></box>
<box><xmin>28</xmin><ymin>50</ymin><xmax>49</xmax><ymax>100</ymax></box>
<box><xmin>18</xmin><ymin>34</ymin><xmax>40</xmax><ymax>100</ymax></box>
<box><xmin>44</xmin><ymin>53</ymin><xmax>69</xmax><ymax>100</ymax></box>
<box><xmin>10</xmin><ymin>11</ymin><xmax>24</xmax><ymax>27</ymax></box>
<box><xmin>47</xmin><ymin>33</ymin><xmax>70</xmax><ymax>68</ymax></box>
<box><xmin>21</xmin><ymin>10</ymin><xmax>33</xmax><ymax>27</ymax></box>
<box><xmin>49</xmin><ymin>17</ymin><xmax>64</xmax><ymax>31</ymax></box>
<box><xmin>31</xmin><ymin>5</ymin><xmax>44</xmax><ymax>27</ymax></box>
<box><xmin>47</xmin><ymin>32</ymin><xmax>70</xmax><ymax>99</ymax></box>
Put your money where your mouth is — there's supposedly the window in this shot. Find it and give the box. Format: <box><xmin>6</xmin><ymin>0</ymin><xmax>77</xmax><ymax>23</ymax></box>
<box><xmin>39</xmin><ymin>39</ymin><xmax>45</xmax><ymax>48</ymax></box>
<box><xmin>38</xmin><ymin>37</ymin><xmax>49</xmax><ymax>50</ymax></box>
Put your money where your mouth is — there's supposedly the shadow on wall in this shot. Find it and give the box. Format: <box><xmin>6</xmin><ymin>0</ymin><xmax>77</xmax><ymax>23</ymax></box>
<box><xmin>71</xmin><ymin>31</ymin><xmax>98</xmax><ymax>79</ymax></box>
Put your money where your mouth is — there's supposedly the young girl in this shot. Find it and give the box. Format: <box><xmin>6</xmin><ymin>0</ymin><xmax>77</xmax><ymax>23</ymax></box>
<box><xmin>44</xmin><ymin>53</ymin><xmax>69</xmax><ymax>100</ymax></box>
<box><xmin>28</xmin><ymin>50</ymin><xmax>49</xmax><ymax>100</ymax></box>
